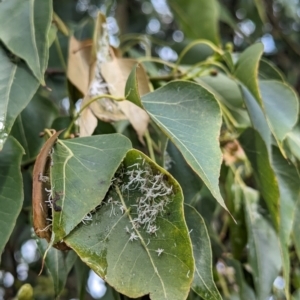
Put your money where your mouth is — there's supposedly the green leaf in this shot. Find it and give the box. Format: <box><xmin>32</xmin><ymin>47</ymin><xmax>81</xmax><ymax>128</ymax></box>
<box><xmin>101</xmin><ymin>284</ymin><xmax>121</xmax><ymax>300</ymax></box>
<box><xmin>11</xmin><ymin>92</ymin><xmax>58</xmax><ymax>163</ymax></box>
<box><xmin>125</xmin><ymin>64</ymin><xmax>144</xmax><ymax>109</ymax></box>
<box><xmin>51</xmin><ymin>134</ymin><xmax>132</xmax><ymax>242</ymax></box>
<box><xmin>172</xmin><ymin>42</ymin><xmax>214</xmax><ymax>65</ymax></box>
<box><xmin>0</xmin><ymin>46</ymin><xmax>39</xmax><ymax>150</ymax></box>
<box><xmin>286</xmin><ymin>121</ymin><xmax>300</xmax><ymax>161</ymax></box>
<box><xmin>234</xmin><ymin>43</ymin><xmax>264</xmax><ymax>106</ymax></box>
<box><xmin>167</xmin><ymin>141</ymin><xmax>202</xmax><ymax>204</ymax></box>
<box><xmin>239</xmin><ymin>128</ymin><xmax>280</xmax><ymax>230</ymax></box>
<box><xmin>17</xmin><ymin>284</ymin><xmax>34</xmax><ymax>300</ymax></box>
<box><xmin>240</xmin><ymin>85</ymin><xmax>272</xmax><ymax>153</ymax></box>
<box><xmin>216</xmin><ymin>2</ymin><xmax>238</xmax><ymax>30</ymax></box>
<box><xmin>272</xmin><ymin>146</ymin><xmax>300</xmax><ymax>297</ymax></box>
<box><xmin>48</xmin><ymin>24</ymin><xmax>58</xmax><ymax>47</ymax></box>
<box><xmin>65</xmin><ymin>149</ymin><xmax>194</xmax><ymax>300</ymax></box>
<box><xmin>37</xmin><ymin>239</ymin><xmax>77</xmax><ymax>297</ymax></box>
<box><xmin>169</xmin><ymin>0</ymin><xmax>220</xmax><ymax>45</ymax></box>
<box><xmin>0</xmin><ymin>0</ymin><xmax>52</xmax><ymax>83</ymax></box>
<box><xmin>184</xmin><ymin>204</ymin><xmax>222</xmax><ymax>300</ymax></box>
<box><xmin>52</xmin><ymin>117</ymin><xmax>73</xmax><ymax>133</ymax></box>
<box><xmin>195</xmin><ymin>185</ymin><xmax>218</xmax><ymax>226</ymax></box>
<box><xmin>197</xmin><ymin>74</ymin><xmax>250</xmax><ymax>129</ymax></box>
<box><xmin>259</xmin><ymin>58</ymin><xmax>285</xmax><ymax>81</ymax></box>
<box><xmin>293</xmin><ymin>198</ymin><xmax>300</xmax><ymax>263</ymax></box>
<box><xmin>149</xmin><ymin>122</ymin><xmax>169</xmax><ymax>168</ymax></box>
<box><xmin>242</xmin><ymin>185</ymin><xmax>281</xmax><ymax>300</ymax></box>
<box><xmin>141</xmin><ymin>81</ymin><xmax>228</xmax><ymax>212</ymax></box>
<box><xmin>0</xmin><ymin>136</ymin><xmax>24</xmax><ymax>258</ymax></box>
<box><xmin>253</xmin><ymin>0</ymin><xmax>267</xmax><ymax>23</ymax></box>
<box><xmin>260</xmin><ymin>80</ymin><xmax>299</xmax><ymax>145</ymax></box>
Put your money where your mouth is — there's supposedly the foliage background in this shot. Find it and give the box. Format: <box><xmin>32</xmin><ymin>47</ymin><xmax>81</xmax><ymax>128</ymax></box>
<box><xmin>1</xmin><ymin>0</ymin><xmax>300</xmax><ymax>299</ymax></box>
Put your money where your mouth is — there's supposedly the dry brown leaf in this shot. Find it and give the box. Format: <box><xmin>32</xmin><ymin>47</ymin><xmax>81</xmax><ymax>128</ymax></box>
<box><xmin>78</xmin><ymin>96</ymin><xmax>98</xmax><ymax>137</ymax></box>
<box><xmin>119</xmin><ymin>100</ymin><xmax>149</xmax><ymax>141</ymax></box>
<box><xmin>101</xmin><ymin>58</ymin><xmax>150</xmax><ymax>97</ymax></box>
<box><xmin>67</xmin><ymin>36</ymin><xmax>93</xmax><ymax>94</ymax></box>
<box><xmin>70</xmin><ymin>13</ymin><xmax>151</xmax><ymax>139</ymax></box>
<box><xmin>32</xmin><ymin>130</ymin><xmax>69</xmax><ymax>250</ymax></box>
<box><xmin>101</xmin><ymin>58</ymin><xmax>150</xmax><ymax>141</ymax></box>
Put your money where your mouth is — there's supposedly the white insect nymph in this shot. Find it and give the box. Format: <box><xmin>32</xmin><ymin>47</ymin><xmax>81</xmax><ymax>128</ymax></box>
<box><xmin>82</xmin><ymin>212</ymin><xmax>93</xmax><ymax>224</ymax></box>
<box><xmin>129</xmin><ymin>231</ymin><xmax>139</xmax><ymax>242</ymax></box>
<box><xmin>155</xmin><ymin>248</ymin><xmax>164</xmax><ymax>256</ymax></box>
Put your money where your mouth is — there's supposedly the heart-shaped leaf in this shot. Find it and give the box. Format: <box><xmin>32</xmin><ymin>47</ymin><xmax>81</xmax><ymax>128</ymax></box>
<box><xmin>50</xmin><ymin>134</ymin><xmax>132</xmax><ymax>242</ymax></box>
<box><xmin>141</xmin><ymin>81</ymin><xmax>227</xmax><ymax>212</ymax></box>
<box><xmin>65</xmin><ymin>149</ymin><xmax>194</xmax><ymax>300</ymax></box>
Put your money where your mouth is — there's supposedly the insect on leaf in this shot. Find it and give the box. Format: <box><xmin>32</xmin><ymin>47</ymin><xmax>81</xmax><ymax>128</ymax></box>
<box><xmin>65</xmin><ymin>149</ymin><xmax>194</xmax><ymax>300</ymax></box>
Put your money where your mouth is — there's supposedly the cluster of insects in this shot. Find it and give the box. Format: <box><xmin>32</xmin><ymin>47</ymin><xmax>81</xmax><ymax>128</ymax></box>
<box><xmin>78</xmin><ymin>158</ymin><xmax>174</xmax><ymax>256</ymax></box>
<box><xmin>111</xmin><ymin>158</ymin><xmax>174</xmax><ymax>256</ymax></box>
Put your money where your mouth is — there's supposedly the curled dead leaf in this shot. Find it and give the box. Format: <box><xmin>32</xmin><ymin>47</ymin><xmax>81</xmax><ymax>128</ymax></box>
<box><xmin>32</xmin><ymin>129</ymin><xmax>69</xmax><ymax>251</ymax></box>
